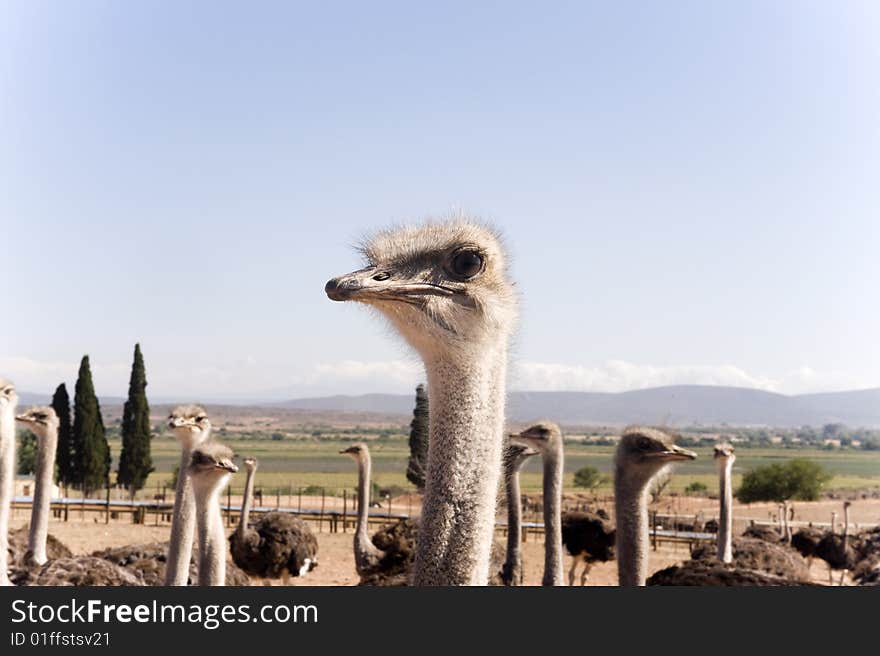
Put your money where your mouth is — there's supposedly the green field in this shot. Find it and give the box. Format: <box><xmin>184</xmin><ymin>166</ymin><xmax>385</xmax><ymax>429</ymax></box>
<box><xmin>115</xmin><ymin>435</ymin><xmax>880</xmax><ymax>500</ymax></box>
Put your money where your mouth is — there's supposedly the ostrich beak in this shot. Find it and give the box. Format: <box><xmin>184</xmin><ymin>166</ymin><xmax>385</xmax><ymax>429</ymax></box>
<box><xmin>325</xmin><ymin>267</ymin><xmax>459</xmax><ymax>304</ymax></box>
<box><xmin>659</xmin><ymin>444</ymin><xmax>697</xmax><ymax>461</ymax></box>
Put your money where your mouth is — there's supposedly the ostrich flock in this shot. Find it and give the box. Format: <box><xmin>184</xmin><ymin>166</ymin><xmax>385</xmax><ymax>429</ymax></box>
<box><xmin>1</xmin><ymin>218</ymin><xmax>878</xmax><ymax>587</ymax></box>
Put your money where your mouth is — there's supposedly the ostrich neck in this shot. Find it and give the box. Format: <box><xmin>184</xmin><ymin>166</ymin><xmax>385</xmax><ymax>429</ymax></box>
<box><xmin>0</xmin><ymin>411</ymin><xmax>15</xmax><ymax>586</ymax></box>
<box><xmin>237</xmin><ymin>467</ymin><xmax>255</xmax><ymax>537</ymax></box>
<box><xmin>29</xmin><ymin>427</ymin><xmax>58</xmax><ymax>565</ymax></box>
<box><xmin>353</xmin><ymin>452</ymin><xmax>382</xmax><ymax>573</ymax></box>
<box><xmin>541</xmin><ymin>448</ymin><xmax>564</xmax><ymax>586</ymax></box>
<box><xmin>615</xmin><ymin>465</ymin><xmax>650</xmax><ymax>586</ymax></box>
<box><xmin>195</xmin><ymin>481</ymin><xmax>227</xmax><ymax>586</ymax></box>
<box><xmin>843</xmin><ymin>507</ymin><xmax>849</xmax><ymax>543</ymax></box>
<box><xmin>413</xmin><ymin>345</ymin><xmax>507</xmax><ymax>586</ymax></box>
<box><xmin>504</xmin><ymin>464</ymin><xmax>524</xmax><ymax>584</ymax></box>
<box><xmin>164</xmin><ymin>447</ymin><xmax>197</xmax><ymax>585</ymax></box>
<box><xmin>717</xmin><ymin>460</ymin><xmax>733</xmax><ymax>564</ymax></box>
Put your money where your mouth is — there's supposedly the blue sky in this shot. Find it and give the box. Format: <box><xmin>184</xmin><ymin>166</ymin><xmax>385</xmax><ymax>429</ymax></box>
<box><xmin>1</xmin><ymin>1</ymin><xmax>878</xmax><ymax>400</ymax></box>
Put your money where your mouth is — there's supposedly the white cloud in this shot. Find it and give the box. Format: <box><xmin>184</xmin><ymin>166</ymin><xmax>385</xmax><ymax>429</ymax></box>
<box><xmin>1</xmin><ymin>354</ymin><xmax>872</xmax><ymax>399</ymax></box>
<box><xmin>511</xmin><ymin>360</ymin><xmax>869</xmax><ymax>395</ymax></box>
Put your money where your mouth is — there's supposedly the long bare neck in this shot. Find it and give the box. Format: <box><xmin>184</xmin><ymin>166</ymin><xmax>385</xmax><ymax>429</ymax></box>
<box><xmin>237</xmin><ymin>466</ymin><xmax>255</xmax><ymax>537</ymax></box>
<box><xmin>0</xmin><ymin>411</ymin><xmax>15</xmax><ymax>586</ymax></box>
<box><xmin>842</xmin><ymin>506</ymin><xmax>849</xmax><ymax>543</ymax></box>
<box><xmin>717</xmin><ymin>459</ymin><xmax>733</xmax><ymax>563</ymax></box>
<box><xmin>615</xmin><ymin>465</ymin><xmax>650</xmax><ymax>586</ymax></box>
<box><xmin>413</xmin><ymin>345</ymin><xmax>508</xmax><ymax>586</ymax></box>
<box><xmin>503</xmin><ymin>463</ymin><xmax>524</xmax><ymax>585</ymax></box>
<box><xmin>28</xmin><ymin>426</ymin><xmax>58</xmax><ymax>565</ymax></box>
<box><xmin>541</xmin><ymin>446</ymin><xmax>564</xmax><ymax>586</ymax></box>
<box><xmin>165</xmin><ymin>446</ymin><xmax>198</xmax><ymax>585</ymax></box>
<box><xmin>195</xmin><ymin>480</ymin><xmax>227</xmax><ymax>586</ymax></box>
<box><xmin>783</xmin><ymin>503</ymin><xmax>791</xmax><ymax>542</ymax></box>
<box><xmin>353</xmin><ymin>451</ymin><xmax>382</xmax><ymax>573</ymax></box>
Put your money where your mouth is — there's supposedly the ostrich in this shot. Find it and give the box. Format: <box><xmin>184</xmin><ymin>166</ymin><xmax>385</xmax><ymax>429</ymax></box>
<box><xmin>341</xmin><ymin>443</ymin><xmax>415</xmax><ymax>585</ymax></box>
<box><xmin>0</xmin><ymin>378</ymin><xmax>18</xmax><ymax>586</ymax></box>
<box><xmin>326</xmin><ymin>218</ymin><xmax>517</xmax><ymax>585</ymax></box>
<box><xmin>714</xmin><ymin>443</ymin><xmax>735</xmax><ymax>563</ymax></box>
<box><xmin>229</xmin><ymin>457</ymin><xmax>318</xmax><ymax>583</ymax></box>
<box><xmin>513</xmin><ymin>420</ymin><xmax>616</xmax><ymax>586</ymax></box>
<box><xmin>790</xmin><ymin>525</ymin><xmax>823</xmax><ymax>570</ymax></box>
<box><xmin>510</xmin><ymin>421</ymin><xmax>565</xmax><ymax>585</ymax></box>
<box><xmin>14</xmin><ymin>406</ymin><xmax>66</xmax><ymax>566</ymax></box>
<box><xmin>559</xmin><ymin>512</ymin><xmax>615</xmax><ymax>586</ymax></box>
<box><xmin>613</xmin><ymin>427</ymin><xmax>696</xmax><ymax>586</ymax></box>
<box><xmin>91</xmin><ymin>540</ymin><xmax>250</xmax><ymax>587</ymax></box>
<box><xmin>816</xmin><ymin>501</ymin><xmax>857</xmax><ymax>585</ymax></box>
<box><xmin>688</xmin><ymin>443</ymin><xmax>809</xmax><ymax>581</ymax></box>
<box><xmin>500</xmin><ymin>442</ymin><xmax>537</xmax><ymax>585</ymax></box>
<box><xmin>188</xmin><ymin>443</ymin><xmax>238</xmax><ymax>586</ymax></box>
<box><xmin>164</xmin><ymin>404</ymin><xmax>212</xmax><ymax>585</ymax></box>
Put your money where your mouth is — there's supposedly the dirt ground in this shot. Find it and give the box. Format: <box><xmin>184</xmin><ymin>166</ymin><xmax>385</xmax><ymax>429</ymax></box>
<box><xmin>9</xmin><ymin>502</ymin><xmax>855</xmax><ymax>585</ymax></box>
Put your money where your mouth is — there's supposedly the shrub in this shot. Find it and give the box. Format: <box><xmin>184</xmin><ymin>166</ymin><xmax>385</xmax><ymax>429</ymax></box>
<box><xmin>736</xmin><ymin>459</ymin><xmax>831</xmax><ymax>503</ymax></box>
<box><xmin>573</xmin><ymin>465</ymin><xmax>605</xmax><ymax>490</ymax></box>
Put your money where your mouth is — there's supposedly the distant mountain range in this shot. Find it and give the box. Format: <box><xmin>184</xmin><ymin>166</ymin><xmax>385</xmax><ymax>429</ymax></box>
<box><xmin>16</xmin><ymin>384</ymin><xmax>880</xmax><ymax>428</ymax></box>
<box><xmin>270</xmin><ymin>385</ymin><xmax>880</xmax><ymax>427</ymax></box>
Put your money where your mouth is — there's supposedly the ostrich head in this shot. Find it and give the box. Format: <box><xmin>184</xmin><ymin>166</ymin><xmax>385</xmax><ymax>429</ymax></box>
<box><xmin>15</xmin><ymin>406</ymin><xmax>59</xmax><ymax>440</ymax></box>
<box><xmin>713</xmin><ymin>442</ymin><xmax>735</xmax><ymax>469</ymax></box>
<box><xmin>615</xmin><ymin>427</ymin><xmax>696</xmax><ymax>486</ymax></box>
<box><xmin>243</xmin><ymin>457</ymin><xmax>258</xmax><ymax>473</ymax></box>
<box><xmin>187</xmin><ymin>443</ymin><xmax>238</xmax><ymax>491</ymax></box>
<box><xmin>503</xmin><ymin>442</ymin><xmax>538</xmax><ymax>474</ymax></box>
<box><xmin>510</xmin><ymin>421</ymin><xmax>562</xmax><ymax>457</ymax></box>
<box><xmin>168</xmin><ymin>404</ymin><xmax>211</xmax><ymax>450</ymax></box>
<box><xmin>325</xmin><ymin>219</ymin><xmax>517</xmax><ymax>359</ymax></box>
<box><xmin>340</xmin><ymin>443</ymin><xmax>368</xmax><ymax>460</ymax></box>
<box><xmin>0</xmin><ymin>378</ymin><xmax>18</xmax><ymax>418</ymax></box>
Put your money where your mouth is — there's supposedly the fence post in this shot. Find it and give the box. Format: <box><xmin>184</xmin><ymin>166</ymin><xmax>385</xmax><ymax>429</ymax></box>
<box><xmin>319</xmin><ymin>488</ymin><xmax>325</xmax><ymax>533</ymax></box>
<box><xmin>652</xmin><ymin>510</ymin><xmax>658</xmax><ymax>551</ymax></box>
<box><xmin>342</xmin><ymin>489</ymin><xmax>347</xmax><ymax>534</ymax></box>
<box><xmin>298</xmin><ymin>487</ymin><xmax>302</xmax><ymax>513</ymax></box>
<box><xmin>105</xmin><ymin>483</ymin><xmax>110</xmax><ymax>524</ymax></box>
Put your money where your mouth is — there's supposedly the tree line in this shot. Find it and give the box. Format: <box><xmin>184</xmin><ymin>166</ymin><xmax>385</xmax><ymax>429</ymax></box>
<box><xmin>18</xmin><ymin>344</ymin><xmax>153</xmax><ymax>498</ymax></box>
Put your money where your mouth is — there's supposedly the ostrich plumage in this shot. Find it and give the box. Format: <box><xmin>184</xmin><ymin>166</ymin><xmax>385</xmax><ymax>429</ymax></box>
<box><xmin>229</xmin><ymin>512</ymin><xmax>318</xmax><ymax>580</ymax></box>
<box><xmin>357</xmin><ymin>518</ymin><xmax>506</xmax><ymax>586</ymax></box>
<box><xmin>7</xmin><ymin>526</ymin><xmax>75</xmax><ymax>584</ymax></box>
<box><xmin>27</xmin><ymin>556</ymin><xmax>146</xmax><ymax>586</ymax></box>
<box><xmin>560</xmin><ymin>511</ymin><xmax>615</xmax><ymax>585</ymax></box>
<box><xmin>7</xmin><ymin>525</ymin><xmax>72</xmax><ymax>565</ymax></box>
<box><xmin>691</xmin><ymin>536</ymin><xmax>809</xmax><ymax>580</ymax></box>
<box><xmin>815</xmin><ymin>533</ymin><xmax>857</xmax><ymax>573</ymax></box>
<box><xmin>648</xmin><ymin>560</ymin><xmax>817</xmax><ymax>586</ymax></box>
<box><xmin>790</xmin><ymin>526</ymin><xmax>823</xmax><ymax>562</ymax></box>
<box><xmin>92</xmin><ymin>541</ymin><xmax>250</xmax><ymax>586</ymax></box>
<box><xmin>742</xmin><ymin>524</ymin><xmax>782</xmax><ymax>543</ymax></box>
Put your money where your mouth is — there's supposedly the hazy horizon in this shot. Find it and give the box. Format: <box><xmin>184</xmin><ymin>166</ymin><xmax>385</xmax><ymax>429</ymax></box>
<box><xmin>3</xmin><ymin>2</ymin><xmax>878</xmax><ymax>399</ymax></box>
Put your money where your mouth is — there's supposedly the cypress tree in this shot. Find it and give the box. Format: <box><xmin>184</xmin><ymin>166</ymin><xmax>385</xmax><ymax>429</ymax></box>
<box><xmin>72</xmin><ymin>355</ymin><xmax>111</xmax><ymax>495</ymax></box>
<box><xmin>405</xmin><ymin>383</ymin><xmax>429</xmax><ymax>490</ymax></box>
<box><xmin>51</xmin><ymin>383</ymin><xmax>74</xmax><ymax>489</ymax></box>
<box><xmin>117</xmin><ymin>344</ymin><xmax>153</xmax><ymax>498</ymax></box>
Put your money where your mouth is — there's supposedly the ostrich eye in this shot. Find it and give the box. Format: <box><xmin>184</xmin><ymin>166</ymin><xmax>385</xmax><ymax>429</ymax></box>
<box><xmin>450</xmin><ymin>250</ymin><xmax>484</xmax><ymax>279</ymax></box>
<box><xmin>637</xmin><ymin>437</ymin><xmax>654</xmax><ymax>450</ymax></box>
<box><xmin>372</xmin><ymin>272</ymin><xmax>390</xmax><ymax>281</ymax></box>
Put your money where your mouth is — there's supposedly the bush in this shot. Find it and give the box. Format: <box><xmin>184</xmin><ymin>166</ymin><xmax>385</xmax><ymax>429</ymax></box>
<box><xmin>684</xmin><ymin>481</ymin><xmax>709</xmax><ymax>496</ymax></box>
<box><xmin>736</xmin><ymin>459</ymin><xmax>831</xmax><ymax>503</ymax></box>
<box><xmin>573</xmin><ymin>465</ymin><xmax>605</xmax><ymax>490</ymax></box>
